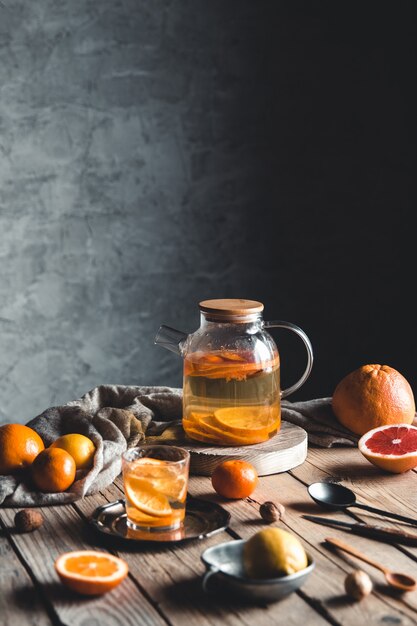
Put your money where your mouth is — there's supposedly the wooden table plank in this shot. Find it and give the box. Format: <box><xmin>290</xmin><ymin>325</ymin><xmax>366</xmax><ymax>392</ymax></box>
<box><xmin>75</xmin><ymin>481</ymin><xmax>329</xmax><ymax>626</ymax></box>
<box><xmin>185</xmin><ymin>471</ymin><xmax>417</xmax><ymax>625</ymax></box>
<box><xmin>0</xmin><ymin>521</ymin><xmax>53</xmax><ymax>626</ymax></box>
<box><xmin>0</xmin><ymin>501</ymin><xmax>168</xmax><ymax>626</ymax></box>
<box><xmin>306</xmin><ymin>446</ymin><xmax>417</xmax><ymax>524</ymax></box>
<box><xmin>292</xmin><ymin>447</ymin><xmax>417</xmax><ymax>561</ymax></box>
<box><xmin>1</xmin><ymin>446</ymin><xmax>416</xmax><ymax>626</ymax></box>
<box><xmin>289</xmin><ymin>449</ymin><xmax>417</xmax><ymax>617</ymax></box>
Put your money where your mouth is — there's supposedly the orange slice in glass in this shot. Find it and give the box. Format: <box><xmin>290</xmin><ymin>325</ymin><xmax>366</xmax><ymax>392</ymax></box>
<box><xmin>124</xmin><ymin>475</ymin><xmax>172</xmax><ymax>517</ymax></box>
<box><xmin>128</xmin><ymin>458</ymin><xmax>187</xmax><ymax>501</ymax></box>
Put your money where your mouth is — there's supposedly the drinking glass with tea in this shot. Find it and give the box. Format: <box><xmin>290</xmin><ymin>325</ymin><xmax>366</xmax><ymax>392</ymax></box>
<box><xmin>122</xmin><ymin>445</ymin><xmax>190</xmax><ymax>531</ymax></box>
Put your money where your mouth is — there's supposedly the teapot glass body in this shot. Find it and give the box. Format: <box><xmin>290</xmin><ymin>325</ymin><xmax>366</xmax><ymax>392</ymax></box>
<box><xmin>155</xmin><ymin>299</ymin><xmax>313</xmax><ymax>446</ymax></box>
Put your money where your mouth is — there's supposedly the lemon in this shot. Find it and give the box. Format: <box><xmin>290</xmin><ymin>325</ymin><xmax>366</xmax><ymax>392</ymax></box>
<box><xmin>49</xmin><ymin>433</ymin><xmax>96</xmax><ymax>470</ymax></box>
<box><xmin>243</xmin><ymin>527</ymin><xmax>308</xmax><ymax>578</ymax></box>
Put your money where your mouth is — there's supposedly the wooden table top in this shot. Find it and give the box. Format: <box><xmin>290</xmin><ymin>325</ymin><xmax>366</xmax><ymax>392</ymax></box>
<box><xmin>1</xmin><ymin>445</ymin><xmax>417</xmax><ymax>626</ymax></box>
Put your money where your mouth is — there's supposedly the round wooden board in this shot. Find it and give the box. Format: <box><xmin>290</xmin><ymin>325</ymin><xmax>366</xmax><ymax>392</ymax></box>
<box><xmin>151</xmin><ymin>421</ymin><xmax>307</xmax><ymax>477</ymax></box>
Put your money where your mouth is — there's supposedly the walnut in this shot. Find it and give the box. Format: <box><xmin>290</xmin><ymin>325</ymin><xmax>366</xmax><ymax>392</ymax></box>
<box><xmin>344</xmin><ymin>569</ymin><xmax>373</xmax><ymax>600</ymax></box>
<box><xmin>259</xmin><ymin>501</ymin><xmax>285</xmax><ymax>523</ymax></box>
<box><xmin>14</xmin><ymin>509</ymin><xmax>44</xmax><ymax>533</ymax></box>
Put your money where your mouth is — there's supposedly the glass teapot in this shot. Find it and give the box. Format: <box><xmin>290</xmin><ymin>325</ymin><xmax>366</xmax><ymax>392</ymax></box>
<box><xmin>155</xmin><ymin>299</ymin><xmax>313</xmax><ymax>446</ymax></box>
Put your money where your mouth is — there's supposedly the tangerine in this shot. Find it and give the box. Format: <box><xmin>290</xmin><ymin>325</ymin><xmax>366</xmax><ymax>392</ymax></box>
<box><xmin>211</xmin><ymin>459</ymin><xmax>258</xmax><ymax>499</ymax></box>
<box><xmin>0</xmin><ymin>423</ymin><xmax>45</xmax><ymax>475</ymax></box>
<box><xmin>32</xmin><ymin>448</ymin><xmax>76</xmax><ymax>493</ymax></box>
<box><xmin>49</xmin><ymin>433</ymin><xmax>96</xmax><ymax>470</ymax></box>
<box><xmin>332</xmin><ymin>364</ymin><xmax>415</xmax><ymax>436</ymax></box>
<box><xmin>55</xmin><ymin>550</ymin><xmax>128</xmax><ymax>595</ymax></box>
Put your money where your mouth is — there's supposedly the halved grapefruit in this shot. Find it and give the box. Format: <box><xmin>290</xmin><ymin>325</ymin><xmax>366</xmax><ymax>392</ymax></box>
<box><xmin>358</xmin><ymin>424</ymin><xmax>417</xmax><ymax>473</ymax></box>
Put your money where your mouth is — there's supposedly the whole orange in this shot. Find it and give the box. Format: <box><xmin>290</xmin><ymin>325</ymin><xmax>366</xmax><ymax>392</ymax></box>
<box><xmin>49</xmin><ymin>433</ymin><xmax>96</xmax><ymax>470</ymax></box>
<box><xmin>332</xmin><ymin>364</ymin><xmax>416</xmax><ymax>436</ymax></box>
<box><xmin>211</xmin><ymin>459</ymin><xmax>258</xmax><ymax>499</ymax></box>
<box><xmin>0</xmin><ymin>424</ymin><xmax>45</xmax><ymax>475</ymax></box>
<box><xmin>32</xmin><ymin>448</ymin><xmax>76</xmax><ymax>493</ymax></box>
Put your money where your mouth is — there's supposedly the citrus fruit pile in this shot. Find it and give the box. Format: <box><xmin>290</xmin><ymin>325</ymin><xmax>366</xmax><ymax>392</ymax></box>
<box><xmin>0</xmin><ymin>423</ymin><xmax>96</xmax><ymax>492</ymax></box>
<box><xmin>55</xmin><ymin>550</ymin><xmax>128</xmax><ymax>595</ymax></box>
<box><xmin>243</xmin><ymin>527</ymin><xmax>308</xmax><ymax>578</ymax></box>
<box><xmin>211</xmin><ymin>459</ymin><xmax>258</xmax><ymax>499</ymax></box>
<box><xmin>332</xmin><ymin>363</ymin><xmax>417</xmax><ymax>473</ymax></box>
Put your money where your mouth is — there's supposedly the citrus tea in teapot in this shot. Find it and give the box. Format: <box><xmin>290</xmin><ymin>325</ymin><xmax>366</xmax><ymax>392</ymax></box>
<box><xmin>183</xmin><ymin>349</ymin><xmax>280</xmax><ymax>445</ymax></box>
<box><xmin>155</xmin><ymin>299</ymin><xmax>313</xmax><ymax>446</ymax></box>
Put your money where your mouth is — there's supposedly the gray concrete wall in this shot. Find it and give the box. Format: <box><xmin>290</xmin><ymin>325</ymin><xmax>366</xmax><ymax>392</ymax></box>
<box><xmin>0</xmin><ymin>1</ymin><xmax>274</xmax><ymax>423</ymax></box>
<box><xmin>1</xmin><ymin>1</ymin><xmax>416</xmax><ymax>424</ymax></box>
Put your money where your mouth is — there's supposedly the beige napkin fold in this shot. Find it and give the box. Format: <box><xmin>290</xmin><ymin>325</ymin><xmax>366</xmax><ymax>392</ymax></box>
<box><xmin>0</xmin><ymin>385</ymin><xmax>356</xmax><ymax>507</ymax></box>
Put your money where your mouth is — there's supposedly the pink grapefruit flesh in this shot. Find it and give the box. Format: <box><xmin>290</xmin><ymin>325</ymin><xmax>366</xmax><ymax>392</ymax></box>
<box><xmin>358</xmin><ymin>424</ymin><xmax>417</xmax><ymax>473</ymax></box>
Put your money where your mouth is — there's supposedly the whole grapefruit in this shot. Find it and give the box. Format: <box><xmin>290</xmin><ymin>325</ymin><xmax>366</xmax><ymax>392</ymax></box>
<box><xmin>332</xmin><ymin>364</ymin><xmax>415</xmax><ymax>436</ymax></box>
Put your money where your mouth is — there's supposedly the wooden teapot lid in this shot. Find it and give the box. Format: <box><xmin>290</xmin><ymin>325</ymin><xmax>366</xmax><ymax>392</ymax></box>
<box><xmin>199</xmin><ymin>299</ymin><xmax>264</xmax><ymax>320</ymax></box>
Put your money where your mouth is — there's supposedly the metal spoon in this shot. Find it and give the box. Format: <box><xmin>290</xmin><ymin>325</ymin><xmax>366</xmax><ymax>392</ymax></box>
<box><xmin>326</xmin><ymin>536</ymin><xmax>417</xmax><ymax>592</ymax></box>
<box><xmin>308</xmin><ymin>482</ymin><xmax>417</xmax><ymax>527</ymax></box>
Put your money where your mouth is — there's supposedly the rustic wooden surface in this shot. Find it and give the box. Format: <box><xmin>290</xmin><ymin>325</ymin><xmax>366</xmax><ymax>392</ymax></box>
<box><xmin>1</xmin><ymin>446</ymin><xmax>417</xmax><ymax>626</ymax></box>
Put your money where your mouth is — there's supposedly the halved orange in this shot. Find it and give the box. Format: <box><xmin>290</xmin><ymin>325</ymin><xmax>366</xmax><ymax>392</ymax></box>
<box><xmin>123</xmin><ymin>474</ymin><xmax>172</xmax><ymax>517</ymax></box>
<box><xmin>55</xmin><ymin>550</ymin><xmax>128</xmax><ymax>595</ymax></box>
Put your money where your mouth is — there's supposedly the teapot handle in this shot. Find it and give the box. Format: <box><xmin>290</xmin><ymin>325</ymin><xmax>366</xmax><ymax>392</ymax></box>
<box><xmin>263</xmin><ymin>321</ymin><xmax>314</xmax><ymax>399</ymax></box>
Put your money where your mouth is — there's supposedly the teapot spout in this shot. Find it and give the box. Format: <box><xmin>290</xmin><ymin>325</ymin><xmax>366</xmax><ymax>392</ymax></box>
<box><xmin>154</xmin><ymin>325</ymin><xmax>188</xmax><ymax>356</ymax></box>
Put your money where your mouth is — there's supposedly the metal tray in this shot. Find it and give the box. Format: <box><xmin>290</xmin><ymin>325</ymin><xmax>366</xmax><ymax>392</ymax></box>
<box><xmin>90</xmin><ymin>496</ymin><xmax>231</xmax><ymax>544</ymax></box>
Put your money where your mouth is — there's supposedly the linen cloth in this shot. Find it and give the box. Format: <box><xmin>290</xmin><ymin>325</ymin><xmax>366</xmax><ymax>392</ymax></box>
<box><xmin>0</xmin><ymin>385</ymin><xmax>357</xmax><ymax>507</ymax></box>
